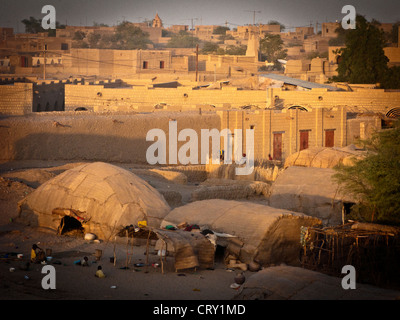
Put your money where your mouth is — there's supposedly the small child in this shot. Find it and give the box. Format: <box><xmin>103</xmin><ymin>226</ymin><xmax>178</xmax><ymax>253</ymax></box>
<box><xmin>95</xmin><ymin>265</ymin><xmax>106</xmax><ymax>278</ymax></box>
<box><xmin>81</xmin><ymin>256</ymin><xmax>89</xmax><ymax>266</ymax></box>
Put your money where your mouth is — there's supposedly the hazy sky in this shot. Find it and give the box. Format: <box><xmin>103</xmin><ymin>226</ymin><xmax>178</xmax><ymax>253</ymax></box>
<box><xmin>1</xmin><ymin>0</ymin><xmax>400</xmax><ymax>32</ymax></box>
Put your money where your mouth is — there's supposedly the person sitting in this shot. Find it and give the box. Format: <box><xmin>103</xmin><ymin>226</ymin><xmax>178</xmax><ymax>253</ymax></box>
<box><xmin>95</xmin><ymin>265</ymin><xmax>106</xmax><ymax>278</ymax></box>
<box><xmin>81</xmin><ymin>256</ymin><xmax>89</xmax><ymax>267</ymax></box>
<box><xmin>31</xmin><ymin>244</ymin><xmax>46</xmax><ymax>263</ymax></box>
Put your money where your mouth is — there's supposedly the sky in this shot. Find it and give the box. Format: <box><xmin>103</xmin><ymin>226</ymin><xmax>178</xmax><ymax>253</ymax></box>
<box><xmin>1</xmin><ymin>0</ymin><xmax>399</xmax><ymax>32</ymax></box>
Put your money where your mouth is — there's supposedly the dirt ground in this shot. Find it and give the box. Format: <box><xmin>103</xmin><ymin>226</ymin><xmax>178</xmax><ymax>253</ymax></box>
<box><xmin>1</xmin><ymin>160</ymin><xmax>400</xmax><ymax>304</ymax></box>
<box><xmin>0</xmin><ymin>160</ymin><xmax>250</xmax><ymax>301</ymax></box>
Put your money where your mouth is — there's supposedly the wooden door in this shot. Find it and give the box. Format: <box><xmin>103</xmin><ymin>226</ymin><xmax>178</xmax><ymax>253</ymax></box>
<box><xmin>273</xmin><ymin>133</ymin><xmax>282</xmax><ymax>160</ymax></box>
<box><xmin>325</xmin><ymin>130</ymin><xmax>335</xmax><ymax>147</ymax></box>
<box><xmin>300</xmin><ymin>130</ymin><xmax>309</xmax><ymax>151</ymax></box>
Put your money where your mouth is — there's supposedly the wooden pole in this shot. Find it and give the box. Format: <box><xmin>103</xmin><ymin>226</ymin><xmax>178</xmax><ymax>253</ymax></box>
<box><xmin>125</xmin><ymin>229</ymin><xmax>129</xmax><ymax>269</ymax></box>
<box><xmin>43</xmin><ymin>43</ymin><xmax>47</xmax><ymax>80</ymax></box>
<box><xmin>195</xmin><ymin>44</ymin><xmax>199</xmax><ymax>82</ymax></box>
<box><xmin>113</xmin><ymin>236</ymin><xmax>117</xmax><ymax>267</ymax></box>
<box><xmin>146</xmin><ymin>230</ymin><xmax>151</xmax><ymax>265</ymax></box>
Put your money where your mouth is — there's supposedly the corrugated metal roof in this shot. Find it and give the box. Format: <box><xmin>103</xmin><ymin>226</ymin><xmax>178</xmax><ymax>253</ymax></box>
<box><xmin>260</xmin><ymin>73</ymin><xmax>344</xmax><ymax>91</ymax></box>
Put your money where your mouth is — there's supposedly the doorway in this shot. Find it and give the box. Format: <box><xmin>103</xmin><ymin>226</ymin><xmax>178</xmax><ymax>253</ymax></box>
<box><xmin>58</xmin><ymin>216</ymin><xmax>84</xmax><ymax>236</ymax></box>
<box><xmin>273</xmin><ymin>132</ymin><xmax>283</xmax><ymax>160</ymax></box>
<box><xmin>325</xmin><ymin>129</ymin><xmax>335</xmax><ymax>147</ymax></box>
<box><xmin>300</xmin><ymin>130</ymin><xmax>309</xmax><ymax>151</ymax></box>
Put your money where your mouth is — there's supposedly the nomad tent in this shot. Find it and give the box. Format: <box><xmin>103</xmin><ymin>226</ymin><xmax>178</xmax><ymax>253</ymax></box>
<box><xmin>269</xmin><ymin>166</ymin><xmax>355</xmax><ymax>225</ymax></box>
<box><xmin>18</xmin><ymin>162</ymin><xmax>171</xmax><ymax>238</ymax></box>
<box><xmin>284</xmin><ymin>146</ymin><xmax>366</xmax><ymax>169</ymax></box>
<box><xmin>161</xmin><ymin>199</ymin><xmax>321</xmax><ymax>267</ymax></box>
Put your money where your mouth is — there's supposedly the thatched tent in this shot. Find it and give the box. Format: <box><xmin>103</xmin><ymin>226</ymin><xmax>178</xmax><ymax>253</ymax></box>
<box><xmin>269</xmin><ymin>166</ymin><xmax>355</xmax><ymax>225</ymax></box>
<box><xmin>18</xmin><ymin>162</ymin><xmax>171</xmax><ymax>238</ymax></box>
<box><xmin>284</xmin><ymin>145</ymin><xmax>366</xmax><ymax>169</ymax></box>
<box><xmin>161</xmin><ymin>199</ymin><xmax>321</xmax><ymax>267</ymax></box>
<box><xmin>233</xmin><ymin>265</ymin><xmax>400</xmax><ymax>300</ymax></box>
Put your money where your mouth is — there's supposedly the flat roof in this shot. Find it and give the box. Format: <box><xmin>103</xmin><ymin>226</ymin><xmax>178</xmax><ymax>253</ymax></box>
<box><xmin>260</xmin><ymin>73</ymin><xmax>344</xmax><ymax>91</ymax></box>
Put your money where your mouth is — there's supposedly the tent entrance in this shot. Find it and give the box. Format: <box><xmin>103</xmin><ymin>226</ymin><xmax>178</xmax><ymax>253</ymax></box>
<box><xmin>214</xmin><ymin>244</ymin><xmax>226</xmax><ymax>263</ymax></box>
<box><xmin>58</xmin><ymin>216</ymin><xmax>84</xmax><ymax>236</ymax></box>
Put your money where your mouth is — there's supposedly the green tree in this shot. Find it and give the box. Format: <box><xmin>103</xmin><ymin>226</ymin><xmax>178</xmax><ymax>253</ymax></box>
<box><xmin>259</xmin><ymin>33</ymin><xmax>287</xmax><ymax>69</ymax></box>
<box><xmin>166</xmin><ymin>31</ymin><xmax>200</xmax><ymax>48</ymax></box>
<box><xmin>380</xmin><ymin>66</ymin><xmax>400</xmax><ymax>89</ymax></box>
<box><xmin>213</xmin><ymin>26</ymin><xmax>230</xmax><ymax>35</ymax></box>
<box><xmin>87</xmin><ymin>33</ymin><xmax>102</xmax><ymax>48</ymax></box>
<box><xmin>73</xmin><ymin>31</ymin><xmax>86</xmax><ymax>41</ymax></box>
<box><xmin>201</xmin><ymin>41</ymin><xmax>219</xmax><ymax>54</ymax></box>
<box><xmin>224</xmin><ymin>45</ymin><xmax>246</xmax><ymax>55</ymax></box>
<box><xmin>333</xmin><ymin>122</ymin><xmax>400</xmax><ymax>225</ymax></box>
<box><xmin>21</xmin><ymin>16</ymin><xmax>65</xmax><ymax>36</ymax></box>
<box><xmin>21</xmin><ymin>16</ymin><xmax>43</xmax><ymax>33</ymax></box>
<box><xmin>332</xmin><ymin>15</ymin><xmax>389</xmax><ymax>85</ymax></box>
<box><xmin>113</xmin><ymin>21</ymin><xmax>150</xmax><ymax>49</ymax></box>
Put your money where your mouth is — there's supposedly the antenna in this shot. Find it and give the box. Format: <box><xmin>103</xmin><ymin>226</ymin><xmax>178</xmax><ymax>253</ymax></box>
<box><xmin>245</xmin><ymin>10</ymin><xmax>261</xmax><ymax>26</ymax></box>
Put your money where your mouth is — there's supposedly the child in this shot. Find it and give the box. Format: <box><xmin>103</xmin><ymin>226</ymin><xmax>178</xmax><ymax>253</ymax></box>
<box><xmin>95</xmin><ymin>265</ymin><xmax>106</xmax><ymax>278</ymax></box>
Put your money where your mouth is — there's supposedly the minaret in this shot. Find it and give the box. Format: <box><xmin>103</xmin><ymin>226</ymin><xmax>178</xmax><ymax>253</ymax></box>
<box><xmin>246</xmin><ymin>33</ymin><xmax>259</xmax><ymax>61</ymax></box>
<box><xmin>152</xmin><ymin>13</ymin><xmax>163</xmax><ymax>28</ymax></box>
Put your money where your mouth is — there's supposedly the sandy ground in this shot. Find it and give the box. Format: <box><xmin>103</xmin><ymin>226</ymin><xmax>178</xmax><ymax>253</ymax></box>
<box><xmin>0</xmin><ymin>223</ymin><xmax>244</xmax><ymax>300</ymax></box>
<box><xmin>1</xmin><ymin>160</ymin><xmax>400</xmax><ymax>306</ymax></box>
<box><xmin>0</xmin><ymin>160</ymin><xmax>249</xmax><ymax>301</ymax></box>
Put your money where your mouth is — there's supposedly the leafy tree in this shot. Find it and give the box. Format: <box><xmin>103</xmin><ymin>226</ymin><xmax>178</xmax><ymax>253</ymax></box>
<box><xmin>73</xmin><ymin>31</ymin><xmax>86</xmax><ymax>41</ymax></box>
<box><xmin>87</xmin><ymin>33</ymin><xmax>102</xmax><ymax>48</ymax></box>
<box><xmin>380</xmin><ymin>66</ymin><xmax>400</xmax><ymax>89</ymax></box>
<box><xmin>21</xmin><ymin>17</ymin><xmax>42</xmax><ymax>33</ymax></box>
<box><xmin>113</xmin><ymin>21</ymin><xmax>150</xmax><ymax>49</ymax></box>
<box><xmin>333</xmin><ymin>122</ymin><xmax>400</xmax><ymax>225</ymax></box>
<box><xmin>213</xmin><ymin>26</ymin><xmax>230</xmax><ymax>35</ymax></box>
<box><xmin>332</xmin><ymin>15</ymin><xmax>389</xmax><ymax>85</ymax></box>
<box><xmin>166</xmin><ymin>31</ymin><xmax>200</xmax><ymax>48</ymax></box>
<box><xmin>224</xmin><ymin>45</ymin><xmax>246</xmax><ymax>55</ymax></box>
<box><xmin>21</xmin><ymin>16</ymin><xmax>65</xmax><ymax>36</ymax></box>
<box><xmin>201</xmin><ymin>41</ymin><xmax>219</xmax><ymax>54</ymax></box>
<box><xmin>259</xmin><ymin>33</ymin><xmax>287</xmax><ymax>69</ymax></box>
<box><xmin>217</xmin><ymin>34</ymin><xmax>235</xmax><ymax>43</ymax></box>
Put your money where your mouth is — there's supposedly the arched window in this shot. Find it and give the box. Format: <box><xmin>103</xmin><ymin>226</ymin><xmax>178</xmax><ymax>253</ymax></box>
<box><xmin>288</xmin><ymin>105</ymin><xmax>308</xmax><ymax>112</ymax></box>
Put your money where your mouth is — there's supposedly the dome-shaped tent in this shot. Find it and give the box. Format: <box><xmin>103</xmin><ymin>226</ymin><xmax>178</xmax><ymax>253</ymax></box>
<box><xmin>161</xmin><ymin>199</ymin><xmax>321</xmax><ymax>267</ymax></box>
<box><xmin>18</xmin><ymin>162</ymin><xmax>170</xmax><ymax>238</ymax></box>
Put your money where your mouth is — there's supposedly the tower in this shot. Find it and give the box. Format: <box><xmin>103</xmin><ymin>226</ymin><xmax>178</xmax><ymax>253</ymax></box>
<box><xmin>246</xmin><ymin>34</ymin><xmax>259</xmax><ymax>61</ymax></box>
<box><xmin>152</xmin><ymin>13</ymin><xmax>163</xmax><ymax>28</ymax></box>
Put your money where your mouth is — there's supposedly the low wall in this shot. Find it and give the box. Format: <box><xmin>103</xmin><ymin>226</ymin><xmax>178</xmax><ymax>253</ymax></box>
<box><xmin>65</xmin><ymin>84</ymin><xmax>267</xmax><ymax>111</ymax></box>
<box><xmin>0</xmin><ymin>112</ymin><xmax>220</xmax><ymax>164</ymax></box>
<box><xmin>0</xmin><ymin>82</ymin><xmax>33</xmax><ymax>115</ymax></box>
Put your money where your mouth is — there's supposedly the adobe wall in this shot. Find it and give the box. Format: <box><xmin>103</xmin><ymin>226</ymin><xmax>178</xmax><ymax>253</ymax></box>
<box><xmin>221</xmin><ymin>108</ymin><xmax>347</xmax><ymax>161</ymax></box>
<box><xmin>268</xmin><ymin>88</ymin><xmax>400</xmax><ymax>116</ymax></box>
<box><xmin>0</xmin><ymin>82</ymin><xmax>33</xmax><ymax>115</ymax></box>
<box><xmin>65</xmin><ymin>84</ymin><xmax>267</xmax><ymax>111</ymax></box>
<box><xmin>0</xmin><ymin>112</ymin><xmax>220</xmax><ymax>164</ymax></box>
